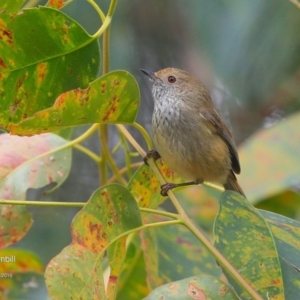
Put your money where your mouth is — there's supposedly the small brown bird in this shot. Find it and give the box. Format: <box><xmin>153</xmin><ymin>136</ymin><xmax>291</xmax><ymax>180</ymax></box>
<box><xmin>141</xmin><ymin>67</ymin><xmax>245</xmax><ymax>197</ymax></box>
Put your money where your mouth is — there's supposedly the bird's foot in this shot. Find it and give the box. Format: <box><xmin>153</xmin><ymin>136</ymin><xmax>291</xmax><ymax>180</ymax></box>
<box><xmin>143</xmin><ymin>150</ymin><xmax>161</xmax><ymax>165</ymax></box>
<box><xmin>160</xmin><ymin>182</ymin><xmax>179</xmax><ymax>196</ymax></box>
<box><xmin>160</xmin><ymin>179</ymin><xmax>203</xmax><ymax>197</ymax></box>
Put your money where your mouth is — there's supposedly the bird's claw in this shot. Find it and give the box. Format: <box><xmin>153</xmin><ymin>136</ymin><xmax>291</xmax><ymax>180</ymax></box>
<box><xmin>143</xmin><ymin>150</ymin><xmax>161</xmax><ymax>165</ymax></box>
<box><xmin>160</xmin><ymin>182</ymin><xmax>178</xmax><ymax>197</ymax></box>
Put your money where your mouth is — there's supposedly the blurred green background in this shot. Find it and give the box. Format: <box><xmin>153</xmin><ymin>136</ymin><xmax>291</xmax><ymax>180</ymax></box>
<box><xmin>11</xmin><ymin>0</ymin><xmax>300</xmax><ymax>286</ymax></box>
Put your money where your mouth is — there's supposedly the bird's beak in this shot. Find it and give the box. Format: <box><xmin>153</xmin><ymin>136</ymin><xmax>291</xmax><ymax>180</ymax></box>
<box><xmin>141</xmin><ymin>69</ymin><xmax>158</xmax><ymax>82</ymax></box>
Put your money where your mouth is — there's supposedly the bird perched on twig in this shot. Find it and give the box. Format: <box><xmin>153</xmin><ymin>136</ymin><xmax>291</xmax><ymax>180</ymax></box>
<box><xmin>141</xmin><ymin>67</ymin><xmax>245</xmax><ymax>198</ymax></box>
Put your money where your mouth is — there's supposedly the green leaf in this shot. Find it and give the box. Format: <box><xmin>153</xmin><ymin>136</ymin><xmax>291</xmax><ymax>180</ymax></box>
<box><xmin>0</xmin><ymin>0</ymin><xmax>25</xmax><ymax>13</ymax></box>
<box><xmin>47</xmin><ymin>244</ymin><xmax>107</xmax><ymax>300</ymax></box>
<box><xmin>143</xmin><ymin>275</ymin><xmax>238</xmax><ymax>300</ymax></box>
<box><xmin>10</xmin><ymin>71</ymin><xmax>140</xmax><ymax>135</ymax></box>
<box><xmin>0</xmin><ymin>133</ymin><xmax>71</xmax><ymax>248</ymax></box>
<box><xmin>238</xmin><ymin>112</ymin><xmax>300</xmax><ymax>202</ymax></box>
<box><xmin>116</xmin><ymin>234</ymin><xmax>149</xmax><ymax>300</ymax></box>
<box><xmin>256</xmin><ymin>190</ymin><xmax>300</xmax><ymax>219</ymax></box>
<box><xmin>141</xmin><ymin>214</ymin><xmax>221</xmax><ymax>289</ymax></box>
<box><xmin>140</xmin><ymin>223</ymin><xmax>163</xmax><ymax>289</ymax></box>
<box><xmin>0</xmin><ymin>7</ymin><xmax>100</xmax><ymax>130</ymax></box>
<box><xmin>214</xmin><ymin>192</ymin><xmax>283</xmax><ymax>299</ymax></box>
<box><xmin>128</xmin><ymin>160</ymin><xmax>184</xmax><ymax>209</ymax></box>
<box><xmin>45</xmin><ymin>184</ymin><xmax>143</xmax><ymax>299</ymax></box>
<box><xmin>177</xmin><ymin>185</ymin><xmax>221</xmax><ymax>229</ymax></box>
<box><xmin>260</xmin><ymin>210</ymin><xmax>300</xmax><ymax>299</ymax></box>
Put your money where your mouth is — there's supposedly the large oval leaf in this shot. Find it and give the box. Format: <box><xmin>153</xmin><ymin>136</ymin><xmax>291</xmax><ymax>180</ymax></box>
<box><xmin>45</xmin><ymin>184</ymin><xmax>142</xmax><ymax>299</ymax></box>
<box><xmin>238</xmin><ymin>112</ymin><xmax>300</xmax><ymax>202</ymax></box>
<box><xmin>260</xmin><ymin>210</ymin><xmax>300</xmax><ymax>299</ymax></box>
<box><xmin>0</xmin><ymin>133</ymin><xmax>71</xmax><ymax>248</ymax></box>
<box><xmin>143</xmin><ymin>275</ymin><xmax>238</xmax><ymax>300</ymax></box>
<box><xmin>214</xmin><ymin>192</ymin><xmax>283</xmax><ymax>299</ymax></box>
<box><xmin>0</xmin><ymin>7</ymin><xmax>100</xmax><ymax>130</ymax></box>
<box><xmin>10</xmin><ymin>70</ymin><xmax>140</xmax><ymax>135</ymax></box>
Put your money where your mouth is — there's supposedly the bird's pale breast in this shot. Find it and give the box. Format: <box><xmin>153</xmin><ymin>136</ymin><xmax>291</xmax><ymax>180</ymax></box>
<box><xmin>152</xmin><ymin>102</ymin><xmax>231</xmax><ymax>184</ymax></box>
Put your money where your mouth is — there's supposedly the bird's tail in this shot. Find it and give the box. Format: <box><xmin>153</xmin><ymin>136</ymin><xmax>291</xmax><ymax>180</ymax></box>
<box><xmin>224</xmin><ymin>171</ymin><xmax>246</xmax><ymax>198</ymax></box>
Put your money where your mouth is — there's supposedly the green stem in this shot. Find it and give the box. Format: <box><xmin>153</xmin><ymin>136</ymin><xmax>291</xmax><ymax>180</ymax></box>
<box><xmin>131</xmin><ymin>122</ymin><xmax>154</xmax><ymax>150</ymax></box>
<box><xmin>115</xmin><ymin>124</ymin><xmax>146</xmax><ymax>157</ymax></box>
<box><xmin>87</xmin><ymin>0</ymin><xmax>118</xmax><ymax>39</ymax></box>
<box><xmin>101</xmin><ymin>130</ymin><xmax>128</xmax><ymax>185</ymax></box>
<box><xmin>139</xmin><ymin>207</ymin><xmax>179</xmax><ymax>219</ymax></box>
<box><xmin>120</xmin><ymin>133</ymin><xmax>134</xmax><ymax>178</ymax></box>
<box><xmin>102</xmin><ymin>26</ymin><xmax>110</xmax><ymax>75</ymax></box>
<box><xmin>73</xmin><ymin>144</ymin><xmax>101</xmax><ymax>163</ymax></box>
<box><xmin>96</xmin><ymin>0</ymin><xmax>117</xmax><ymax>186</ymax></box>
<box><xmin>107</xmin><ymin>162</ymin><xmax>141</xmax><ymax>184</ymax></box>
<box><xmin>98</xmin><ymin>126</ymin><xmax>108</xmax><ymax>185</ymax></box>
<box><xmin>98</xmin><ymin>220</ymin><xmax>182</xmax><ymax>257</ymax></box>
<box><xmin>23</xmin><ymin>0</ymin><xmax>43</xmax><ymax>8</ymax></box>
<box><xmin>87</xmin><ymin>0</ymin><xmax>106</xmax><ymax>22</ymax></box>
<box><xmin>0</xmin><ymin>199</ymin><xmax>85</xmax><ymax>207</ymax></box>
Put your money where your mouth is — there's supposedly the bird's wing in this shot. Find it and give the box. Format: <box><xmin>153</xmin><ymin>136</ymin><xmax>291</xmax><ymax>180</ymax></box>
<box><xmin>200</xmin><ymin>110</ymin><xmax>241</xmax><ymax>174</ymax></box>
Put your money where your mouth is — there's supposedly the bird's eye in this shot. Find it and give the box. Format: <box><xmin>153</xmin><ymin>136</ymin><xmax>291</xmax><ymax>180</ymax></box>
<box><xmin>168</xmin><ymin>76</ymin><xmax>176</xmax><ymax>83</ymax></box>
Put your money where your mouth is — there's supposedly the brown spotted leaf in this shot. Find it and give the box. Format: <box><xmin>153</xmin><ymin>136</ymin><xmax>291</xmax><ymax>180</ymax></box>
<box><xmin>214</xmin><ymin>192</ymin><xmax>284</xmax><ymax>299</ymax></box>
<box><xmin>259</xmin><ymin>210</ymin><xmax>300</xmax><ymax>299</ymax></box>
<box><xmin>45</xmin><ymin>184</ymin><xmax>142</xmax><ymax>299</ymax></box>
<box><xmin>0</xmin><ymin>7</ymin><xmax>100</xmax><ymax>130</ymax></box>
<box><xmin>10</xmin><ymin>71</ymin><xmax>139</xmax><ymax>135</ymax></box>
<box><xmin>0</xmin><ymin>133</ymin><xmax>71</xmax><ymax>248</ymax></box>
<box><xmin>128</xmin><ymin>160</ymin><xmax>184</xmax><ymax>209</ymax></box>
<box><xmin>143</xmin><ymin>275</ymin><xmax>238</xmax><ymax>300</ymax></box>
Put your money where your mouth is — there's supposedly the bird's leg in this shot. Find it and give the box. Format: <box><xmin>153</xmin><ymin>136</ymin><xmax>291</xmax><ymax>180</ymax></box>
<box><xmin>143</xmin><ymin>150</ymin><xmax>161</xmax><ymax>165</ymax></box>
<box><xmin>160</xmin><ymin>179</ymin><xmax>203</xmax><ymax>196</ymax></box>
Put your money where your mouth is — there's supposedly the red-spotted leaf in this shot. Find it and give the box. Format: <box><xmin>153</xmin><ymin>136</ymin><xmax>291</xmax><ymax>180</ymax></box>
<box><xmin>0</xmin><ymin>7</ymin><xmax>100</xmax><ymax>130</ymax></box>
<box><xmin>214</xmin><ymin>192</ymin><xmax>283</xmax><ymax>299</ymax></box>
<box><xmin>47</xmin><ymin>244</ymin><xmax>107</xmax><ymax>300</ymax></box>
<box><xmin>0</xmin><ymin>133</ymin><xmax>71</xmax><ymax>248</ymax></box>
<box><xmin>128</xmin><ymin>160</ymin><xmax>184</xmax><ymax>209</ymax></box>
<box><xmin>143</xmin><ymin>275</ymin><xmax>238</xmax><ymax>300</ymax></box>
<box><xmin>10</xmin><ymin>71</ymin><xmax>140</xmax><ymax>135</ymax></box>
<box><xmin>45</xmin><ymin>184</ymin><xmax>142</xmax><ymax>299</ymax></box>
